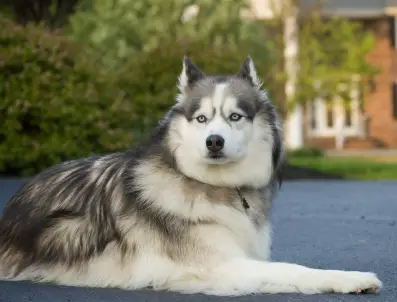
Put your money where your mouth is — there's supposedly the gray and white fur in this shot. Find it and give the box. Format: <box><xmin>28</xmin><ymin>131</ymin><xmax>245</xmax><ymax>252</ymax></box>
<box><xmin>0</xmin><ymin>57</ymin><xmax>382</xmax><ymax>295</ymax></box>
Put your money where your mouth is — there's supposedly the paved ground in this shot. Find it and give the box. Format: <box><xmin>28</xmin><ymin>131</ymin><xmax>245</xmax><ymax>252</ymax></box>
<box><xmin>0</xmin><ymin>179</ymin><xmax>396</xmax><ymax>302</ymax></box>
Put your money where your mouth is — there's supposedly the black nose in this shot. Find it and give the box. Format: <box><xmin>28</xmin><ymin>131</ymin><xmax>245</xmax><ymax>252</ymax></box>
<box><xmin>206</xmin><ymin>134</ymin><xmax>224</xmax><ymax>152</ymax></box>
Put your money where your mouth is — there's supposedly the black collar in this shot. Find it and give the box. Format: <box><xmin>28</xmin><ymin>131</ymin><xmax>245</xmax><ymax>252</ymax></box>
<box><xmin>236</xmin><ymin>188</ymin><xmax>250</xmax><ymax>210</ymax></box>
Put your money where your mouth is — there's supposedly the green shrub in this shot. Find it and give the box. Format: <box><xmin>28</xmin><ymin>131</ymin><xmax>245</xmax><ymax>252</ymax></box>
<box><xmin>0</xmin><ymin>17</ymin><xmax>274</xmax><ymax>176</ymax></box>
<box><xmin>0</xmin><ymin>17</ymin><xmax>135</xmax><ymax>176</ymax></box>
<box><xmin>68</xmin><ymin>0</ymin><xmax>267</xmax><ymax>69</ymax></box>
<box><xmin>287</xmin><ymin>147</ymin><xmax>324</xmax><ymax>158</ymax></box>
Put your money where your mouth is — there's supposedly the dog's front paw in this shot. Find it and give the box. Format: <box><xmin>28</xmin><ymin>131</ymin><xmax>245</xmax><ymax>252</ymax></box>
<box><xmin>328</xmin><ymin>271</ymin><xmax>382</xmax><ymax>294</ymax></box>
<box><xmin>299</xmin><ymin>270</ymin><xmax>382</xmax><ymax>295</ymax></box>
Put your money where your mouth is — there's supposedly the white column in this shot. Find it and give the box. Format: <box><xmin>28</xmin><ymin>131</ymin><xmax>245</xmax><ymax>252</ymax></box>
<box><xmin>283</xmin><ymin>0</ymin><xmax>303</xmax><ymax>149</ymax></box>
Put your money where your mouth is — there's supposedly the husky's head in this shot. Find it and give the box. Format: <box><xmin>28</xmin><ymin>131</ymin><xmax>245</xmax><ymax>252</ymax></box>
<box><xmin>165</xmin><ymin>56</ymin><xmax>284</xmax><ymax>189</ymax></box>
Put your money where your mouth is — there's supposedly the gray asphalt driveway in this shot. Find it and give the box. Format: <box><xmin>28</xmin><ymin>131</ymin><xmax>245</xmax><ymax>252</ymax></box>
<box><xmin>0</xmin><ymin>179</ymin><xmax>396</xmax><ymax>302</ymax></box>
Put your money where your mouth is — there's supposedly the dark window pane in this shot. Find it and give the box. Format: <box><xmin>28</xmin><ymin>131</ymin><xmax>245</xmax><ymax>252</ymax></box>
<box><xmin>326</xmin><ymin>103</ymin><xmax>334</xmax><ymax>128</ymax></box>
<box><xmin>392</xmin><ymin>83</ymin><xmax>397</xmax><ymax>119</ymax></box>
<box><xmin>345</xmin><ymin>104</ymin><xmax>352</xmax><ymax>126</ymax></box>
<box><xmin>390</xmin><ymin>17</ymin><xmax>396</xmax><ymax>48</ymax></box>
<box><xmin>310</xmin><ymin>101</ymin><xmax>317</xmax><ymax>129</ymax></box>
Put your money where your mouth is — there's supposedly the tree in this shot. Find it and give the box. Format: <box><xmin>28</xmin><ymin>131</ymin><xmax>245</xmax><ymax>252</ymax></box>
<box><xmin>263</xmin><ymin>0</ymin><xmax>379</xmax><ymax>119</ymax></box>
<box><xmin>297</xmin><ymin>9</ymin><xmax>379</xmax><ymax>108</ymax></box>
<box><xmin>67</xmin><ymin>0</ymin><xmax>269</xmax><ymax>69</ymax></box>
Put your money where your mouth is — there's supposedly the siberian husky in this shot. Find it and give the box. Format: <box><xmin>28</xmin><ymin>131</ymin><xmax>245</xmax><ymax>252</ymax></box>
<box><xmin>0</xmin><ymin>57</ymin><xmax>382</xmax><ymax>296</ymax></box>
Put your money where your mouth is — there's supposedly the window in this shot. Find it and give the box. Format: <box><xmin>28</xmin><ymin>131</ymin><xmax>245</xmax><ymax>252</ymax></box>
<box><xmin>392</xmin><ymin>82</ymin><xmax>397</xmax><ymax>119</ymax></box>
<box><xmin>310</xmin><ymin>101</ymin><xmax>317</xmax><ymax>129</ymax></box>
<box><xmin>345</xmin><ymin>104</ymin><xmax>352</xmax><ymax>126</ymax></box>
<box><xmin>326</xmin><ymin>102</ymin><xmax>334</xmax><ymax>128</ymax></box>
<box><xmin>389</xmin><ymin>17</ymin><xmax>397</xmax><ymax>48</ymax></box>
<box><xmin>306</xmin><ymin>76</ymin><xmax>363</xmax><ymax>137</ymax></box>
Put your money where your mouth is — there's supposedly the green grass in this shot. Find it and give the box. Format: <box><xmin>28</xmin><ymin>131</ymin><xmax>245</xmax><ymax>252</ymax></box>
<box><xmin>288</xmin><ymin>157</ymin><xmax>397</xmax><ymax>180</ymax></box>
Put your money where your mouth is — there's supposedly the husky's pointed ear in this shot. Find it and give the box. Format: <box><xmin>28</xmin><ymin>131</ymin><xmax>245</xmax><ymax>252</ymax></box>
<box><xmin>237</xmin><ymin>56</ymin><xmax>262</xmax><ymax>89</ymax></box>
<box><xmin>177</xmin><ymin>56</ymin><xmax>205</xmax><ymax>94</ymax></box>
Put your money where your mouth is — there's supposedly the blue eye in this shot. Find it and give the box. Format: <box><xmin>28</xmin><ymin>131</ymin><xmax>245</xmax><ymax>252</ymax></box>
<box><xmin>196</xmin><ymin>115</ymin><xmax>207</xmax><ymax>123</ymax></box>
<box><xmin>230</xmin><ymin>113</ymin><xmax>243</xmax><ymax>122</ymax></box>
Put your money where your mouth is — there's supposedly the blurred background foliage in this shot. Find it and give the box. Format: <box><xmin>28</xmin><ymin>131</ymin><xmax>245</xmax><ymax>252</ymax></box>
<box><xmin>296</xmin><ymin>10</ymin><xmax>380</xmax><ymax>111</ymax></box>
<box><xmin>0</xmin><ymin>17</ymin><xmax>135</xmax><ymax>175</ymax></box>
<box><xmin>0</xmin><ymin>0</ymin><xmax>379</xmax><ymax>176</ymax></box>
<box><xmin>67</xmin><ymin>0</ymin><xmax>270</xmax><ymax>69</ymax></box>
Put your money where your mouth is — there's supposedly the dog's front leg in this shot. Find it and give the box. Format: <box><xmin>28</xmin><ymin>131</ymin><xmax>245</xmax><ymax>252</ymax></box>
<box><xmin>167</xmin><ymin>258</ymin><xmax>382</xmax><ymax>296</ymax></box>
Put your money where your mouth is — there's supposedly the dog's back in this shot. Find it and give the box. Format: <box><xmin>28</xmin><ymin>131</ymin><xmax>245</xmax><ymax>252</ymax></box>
<box><xmin>0</xmin><ymin>154</ymin><xmax>126</xmax><ymax>277</ymax></box>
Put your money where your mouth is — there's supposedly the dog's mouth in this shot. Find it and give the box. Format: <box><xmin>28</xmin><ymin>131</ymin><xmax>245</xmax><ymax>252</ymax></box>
<box><xmin>207</xmin><ymin>151</ymin><xmax>224</xmax><ymax>159</ymax></box>
<box><xmin>208</xmin><ymin>153</ymin><xmax>223</xmax><ymax>159</ymax></box>
<box><xmin>205</xmin><ymin>152</ymin><xmax>230</xmax><ymax>164</ymax></box>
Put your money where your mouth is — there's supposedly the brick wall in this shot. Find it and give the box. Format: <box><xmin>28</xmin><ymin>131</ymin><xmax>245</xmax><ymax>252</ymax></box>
<box><xmin>363</xmin><ymin>17</ymin><xmax>397</xmax><ymax>148</ymax></box>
